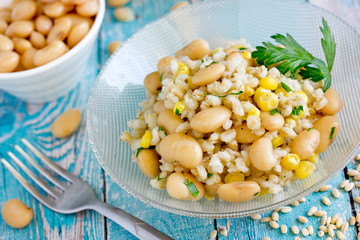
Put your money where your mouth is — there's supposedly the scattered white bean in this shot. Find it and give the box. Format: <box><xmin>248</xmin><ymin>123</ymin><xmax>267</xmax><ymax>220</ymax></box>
<box><xmin>272</xmin><ymin>211</ymin><xmax>279</xmax><ymax>221</ymax></box>
<box><xmin>280</xmin><ymin>225</ymin><xmax>287</xmax><ymax>234</ymax></box>
<box><xmin>297</xmin><ymin>216</ymin><xmax>308</xmax><ymax>223</ymax></box>
<box><xmin>314</xmin><ymin>210</ymin><xmax>327</xmax><ymax>217</ymax></box>
<box><xmin>340</xmin><ymin>179</ymin><xmax>349</xmax><ymax>188</ymax></box>
<box><xmin>291</xmin><ymin>226</ymin><xmax>299</xmax><ymax>234</ymax></box>
<box><xmin>269</xmin><ymin>221</ymin><xmax>279</xmax><ymax>229</ymax></box>
<box><xmin>332</xmin><ymin>188</ymin><xmax>340</xmax><ymax>198</ymax></box>
<box><xmin>318</xmin><ymin>184</ymin><xmax>332</xmax><ymax>192</ymax></box>
<box><xmin>318</xmin><ymin>230</ymin><xmax>325</xmax><ymax>237</ymax></box>
<box><xmin>251</xmin><ymin>214</ymin><xmax>261</xmax><ymax>220</ymax></box>
<box><xmin>307</xmin><ymin>206</ymin><xmax>317</xmax><ymax>216</ymax></box>
<box><xmin>345</xmin><ymin>182</ymin><xmax>355</xmax><ymax>191</ymax></box>
<box><xmin>281</xmin><ymin>206</ymin><xmax>292</xmax><ymax>213</ymax></box>
<box><xmin>322</xmin><ymin>197</ymin><xmax>331</xmax><ymax>206</ymax></box>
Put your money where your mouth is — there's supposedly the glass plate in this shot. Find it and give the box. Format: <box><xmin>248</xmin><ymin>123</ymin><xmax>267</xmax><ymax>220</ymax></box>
<box><xmin>87</xmin><ymin>0</ymin><xmax>360</xmax><ymax>218</ymax></box>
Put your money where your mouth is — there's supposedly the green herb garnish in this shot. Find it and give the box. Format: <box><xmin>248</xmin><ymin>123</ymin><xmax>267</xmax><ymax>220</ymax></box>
<box><xmin>270</xmin><ymin>109</ymin><xmax>280</xmax><ymax>115</ymax></box>
<box><xmin>175</xmin><ymin>108</ymin><xmax>180</xmax><ymax>116</ymax></box>
<box><xmin>159</xmin><ymin>126</ymin><xmax>167</xmax><ymax>135</ymax></box>
<box><xmin>329</xmin><ymin>127</ymin><xmax>336</xmax><ymax>139</ymax></box>
<box><xmin>184</xmin><ymin>178</ymin><xmax>199</xmax><ymax>198</ymax></box>
<box><xmin>253</xmin><ymin>192</ymin><xmax>260</xmax><ymax>197</ymax></box>
<box><xmin>281</xmin><ymin>82</ymin><xmax>292</xmax><ymax>92</ymax></box>
<box><xmin>239</xmin><ymin>47</ymin><xmax>247</xmax><ymax>50</ymax></box>
<box><xmin>201</xmin><ymin>59</ymin><xmax>204</xmax><ymax>63</ymax></box>
<box><xmin>136</xmin><ymin>147</ymin><xmax>145</xmax><ymax>157</ymax></box>
<box><xmin>157</xmin><ymin>174</ymin><xmax>167</xmax><ymax>181</ymax></box>
<box><xmin>291</xmin><ymin>106</ymin><xmax>304</xmax><ymax>116</ymax></box>
<box><xmin>207</xmin><ymin>173</ymin><xmax>213</xmax><ymax>178</ymax></box>
<box><xmin>206</xmin><ymin>61</ymin><xmax>218</xmax><ymax>67</ymax></box>
<box><xmin>225</xmin><ymin>54</ymin><xmax>228</xmax><ymax>58</ymax></box>
<box><xmin>252</xmin><ymin>18</ymin><xmax>335</xmax><ymax>92</ymax></box>
<box><xmin>206</xmin><ymin>91</ymin><xmax>244</xmax><ymax>98</ymax></box>
<box><xmin>307</xmin><ymin>128</ymin><xmax>312</xmax><ymax>131</ymax></box>
<box><xmin>160</xmin><ymin>73</ymin><xmax>163</xmax><ymax>82</ymax></box>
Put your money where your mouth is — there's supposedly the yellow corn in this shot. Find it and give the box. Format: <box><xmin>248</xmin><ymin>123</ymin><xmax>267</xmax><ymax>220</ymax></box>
<box><xmin>295</xmin><ymin>161</ymin><xmax>315</xmax><ymax>179</ymax></box>
<box><xmin>210</xmin><ymin>48</ymin><xmax>221</xmax><ymax>54</ymax></box>
<box><xmin>255</xmin><ymin>92</ymin><xmax>279</xmax><ymax>111</ymax></box>
<box><xmin>291</xmin><ymin>105</ymin><xmax>307</xmax><ymax>120</ymax></box>
<box><xmin>281</xmin><ymin>153</ymin><xmax>300</xmax><ymax>170</ymax></box>
<box><xmin>173</xmin><ymin>101</ymin><xmax>185</xmax><ymax>116</ymax></box>
<box><xmin>224</xmin><ymin>173</ymin><xmax>232</xmax><ymax>183</ymax></box>
<box><xmin>248</xmin><ymin>106</ymin><xmax>260</xmax><ymax>116</ymax></box>
<box><xmin>285</xmin><ymin>118</ymin><xmax>296</xmax><ymax>128</ymax></box>
<box><xmin>259</xmin><ymin>77</ymin><xmax>278</xmax><ymax>90</ymax></box>
<box><xmin>174</xmin><ymin>62</ymin><xmax>189</xmax><ymax>79</ymax></box>
<box><xmin>308</xmin><ymin>107</ymin><xmax>316</xmax><ymax>115</ymax></box>
<box><xmin>275</xmin><ymin>88</ymin><xmax>289</xmax><ymax>97</ymax></box>
<box><xmin>307</xmin><ymin>153</ymin><xmax>319</xmax><ymax>165</ymax></box>
<box><xmin>271</xmin><ymin>135</ymin><xmax>285</xmax><ymax>148</ymax></box>
<box><xmin>140</xmin><ymin>130</ymin><xmax>152</xmax><ymax>148</ymax></box>
<box><xmin>224</xmin><ymin>173</ymin><xmax>245</xmax><ymax>183</ymax></box>
<box><xmin>245</xmin><ymin>85</ymin><xmax>255</xmax><ymax>96</ymax></box>
<box><xmin>242</xmin><ymin>50</ymin><xmax>252</xmax><ymax>60</ymax></box>
<box><xmin>291</xmin><ymin>91</ymin><xmax>308</xmax><ymax>104</ymax></box>
<box><xmin>254</xmin><ymin>87</ymin><xmax>270</xmax><ymax>103</ymax></box>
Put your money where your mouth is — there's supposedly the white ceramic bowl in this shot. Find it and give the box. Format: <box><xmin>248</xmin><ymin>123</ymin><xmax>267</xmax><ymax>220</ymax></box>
<box><xmin>0</xmin><ymin>0</ymin><xmax>105</xmax><ymax>103</ymax></box>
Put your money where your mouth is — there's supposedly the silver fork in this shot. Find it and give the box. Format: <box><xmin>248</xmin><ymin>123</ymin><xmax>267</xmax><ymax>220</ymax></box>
<box><xmin>1</xmin><ymin>138</ymin><xmax>173</xmax><ymax>240</ymax></box>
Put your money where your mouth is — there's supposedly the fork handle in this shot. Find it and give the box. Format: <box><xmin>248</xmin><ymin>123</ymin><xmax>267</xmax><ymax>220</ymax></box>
<box><xmin>90</xmin><ymin>200</ymin><xmax>173</xmax><ymax>240</ymax></box>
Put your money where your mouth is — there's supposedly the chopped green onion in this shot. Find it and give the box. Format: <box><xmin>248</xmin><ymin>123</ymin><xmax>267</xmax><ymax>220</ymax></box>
<box><xmin>136</xmin><ymin>147</ymin><xmax>145</xmax><ymax>157</ymax></box>
<box><xmin>175</xmin><ymin>108</ymin><xmax>180</xmax><ymax>116</ymax></box>
<box><xmin>159</xmin><ymin>126</ymin><xmax>164</xmax><ymax>131</ymax></box>
<box><xmin>184</xmin><ymin>178</ymin><xmax>199</xmax><ymax>198</ymax></box>
<box><xmin>225</xmin><ymin>54</ymin><xmax>228</xmax><ymax>58</ymax></box>
<box><xmin>307</xmin><ymin>128</ymin><xmax>312</xmax><ymax>131</ymax></box>
<box><xmin>201</xmin><ymin>59</ymin><xmax>204</xmax><ymax>63</ymax></box>
<box><xmin>206</xmin><ymin>61</ymin><xmax>218</xmax><ymax>67</ymax></box>
<box><xmin>291</xmin><ymin>106</ymin><xmax>303</xmax><ymax>116</ymax></box>
<box><xmin>160</xmin><ymin>73</ymin><xmax>163</xmax><ymax>82</ymax></box>
<box><xmin>239</xmin><ymin>47</ymin><xmax>247</xmax><ymax>50</ymax></box>
<box><xmin>207</xmin><ymin>173</ymin><xmax>213</xmax><ymax>178</ymax></box>
<box><xmin>329</xmin><ymin>127</ymin><xmax>336</xmax><ymax>139</ymax></box>
<box><xmin>206</xmin><ymin>91</ymin><xmax>244</xmax><ymax>98</ymax></box>
<box><xmin>157</xmin><ymin>174</ymin><xmax>167</xmax><ymax>181</ymax></box>
<box><xmin>253</xmin><ymin>192</ymin><xmax>260</xmax><ymax>196</ymax></box>
<box><xmin>281</xmin><ymin>82</ymin><xmax>292</xmax><ymax>92</ymax></box>
<box><xmin>270</xmin><ymin>109</ymin><xmax>280</xmax><ymax>115</ymax></box>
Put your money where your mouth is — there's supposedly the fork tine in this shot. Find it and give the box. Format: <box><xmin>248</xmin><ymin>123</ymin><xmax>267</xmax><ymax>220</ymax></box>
<box><xmin>15</xmin><ymin>145</ymin><xmax>67</xmax><ymax>190</ymax></box>
<box><xmin>21</xmin><ymin>139</ymin><xmax>75</xmax><ymax>182</ymax></box>
<box><xmin>7</xmin><ymin>152</ymin><xmax>61</xmax><ymax>199</ymax></box>
<box><xmin>1</xmin><ymin>158</ymin><xmax>55</xmax><ymax>208</ymax></box>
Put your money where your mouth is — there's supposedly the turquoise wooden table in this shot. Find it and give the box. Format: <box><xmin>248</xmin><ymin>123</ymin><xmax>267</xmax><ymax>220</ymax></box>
<box><xmin>1</xmin><ymin>0</ymin><xmax>360</xmax><ymax>239</ymax></box>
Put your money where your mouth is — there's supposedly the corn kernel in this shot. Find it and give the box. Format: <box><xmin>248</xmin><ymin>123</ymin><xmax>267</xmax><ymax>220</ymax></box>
<box><xmin>248</xmin><ymin>106</ymin><xmax>260</xmax><ymax>116</ymax></box>
<box><xmin>275</xmin><ymin>88</ymin><xmax>289</xmax><ymax>97</ymax></box>
<box><xmin>285</xmin><ymin>118</ymin><xmax>296</xmax><ymax>128</ymax></box>
<box><xmin>308</xmin><ymin>107</ymin><xmax>316</xmax><ymax>115</ymax></box>
<box><xmin>242</xmin><ymin>50</ymin><xmax>251</xmax><ymax>60</ymax></box>
<box><xmin>140</xmin><ymin>130</ymin><xmax>152</xmax><ymax>148</ymax></box>
<box><xmin>291</xmin><ymin>91</ymin><xmax>308</xmax><ymax>104</ymax></box>
<box><xmin>229</xmin><ymin>173</ymin><xmax>245</xmax><ymax>183</ymax></box>
<box><xmin>245</xmin><ymin>85</ymin><xmax>255</xmax><ymax>96</ymax></box>
<box><xmin>224</xmin><ymin>173</ymin><xmax>232</xmax><ymax>183</ymax></box>
<box><xmin>234</xmin><ymin>44</ymin><xmax>246</xmax><ymax>49</ymax></box>
<box><xmin>173</xmin><ymin>101</ymin><xmax>185</xmax><ymax>115</ymax></box>
<box><xmin>307</xmin><ymin>153</ymin><xmax>319</xmax><ymax>165</ymax></box>
<box><xmin>210</xmin><ymin>48</ymin><xmax>221</xmax><ymax>54</ymax></box>
<box><xmin>272</xmin><ymin>135</ymin><xmax>285</xmax><ymax>148</ymax></box>
<box><xmin>254</xmin><ymin>87</ymin><xmax>270</xmax><ymax>102</ymax></box>
<box><xmin>295</xmin><ymin>161</ymin><xmax>315</xmax><ymax>179</ymax></box>
<box><xmin>255</xmin><ymin>92</ymin><xmax>279</xmax><ymax>111</ymax></box>
<box><xmin>259</xmin><ymin>77</ymin><xmax>278</xmax><ymax>90</ymax></box>
<box><xmin>281</xmin><ymin>154</ymin><xmax>300</xmax><ymax>170</ymax></box>
<box><xmin>174</xmin><ymin>62</ymin><xmax>189</xmax><ymax>79</ymax></box>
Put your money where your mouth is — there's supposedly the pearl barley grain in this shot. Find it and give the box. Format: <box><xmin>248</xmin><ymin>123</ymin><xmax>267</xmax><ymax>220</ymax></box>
<box><xmin>301</xmin><ymin>228</ymin><xmax>309</xmax><ymax>236</ymax></box>
<box><xmin>318</xmin><ymin>230</ymin><xmax>325</xmax><ymax>237</ymax></box>
<box><xmin>350</xmin><ymin>216</ymin><xmax>356</xmax><ymax>225</ymax></box>
<box><xmin>298</xmin><ymin>197</ymin><xmax>306</xmax><ymax>202</ymax></box>
<box><xmin>291</xmin><ymin>226</ymin><xmax>299</xmax><ymax>234</ymax></box>
<box><xmin>314</xmin><ymin>210</ymin><xmax>327</xmax><ymax>217</ymax></box>
<box><xmin>108</xmin><ymin>41</ymin><xmax>122</xmax><ymax>55</ymax></box>
<box><xmin>269</xmin><ymin>221</ymin><xmax>279</xmax><ymax>229</ymax></box>
<box><xmin>340</xmin><ymin>180</ymin><xmax>349</xmax><ymax>188</ymax></box>
<box><xmin>281</xmin><ymin>225</ymin><xmax>287</xmax><ymax>234</ymax></box>
<box><xmin>337</xmin><ymin>231</ymin><xmax>345</xmax><ymax>240</ymax></box>
<box><xmin>307</xmin><ymin>225</ymin><xmax>314</xmax><ymax>235</ymax></box>
<box><xmin>298</xmin><ymin>216</ymin><xmax>308</xmax><ymax>223</ymax></box>
<box><xmin>355</xmin><ymin>154</ymin><xmax>360</xmax><ymax>161</ymax></box>
<box><xmin>210</xmin><ymin>230</ymin><xmax>217</xmax><ymax>240</ymax></box>
<box><xmin>307</xmin><ymin>206</ymin><xmax>317</xmax><ymax>216</ymax></box>
<box><xmin>332</xmin><ymin>188</ymin><xmax>340</xmax><ymax>198</ymax></box>
<box><xmin>281</xmin><ymin>206</ymin><xmax>292</xmax><ymax>213</ymax></box>
<box><xmin>251</xmin><ymin>214</ymin><xmax>261</xmax><ymax>220</ymax></box>
<box><xmin>114</xmin><ymin>7</ymin><xmax>135</xmax><ymax>22</ymax></box>
<box><xmin>322</xmin><ymin>197</ymin><xmax>331</xmax><ymax>206</ymax></box>
<box><xmin>272</xmin><ymin>211</ymin><xmax>279</xmax><ymax>221</ymax></box>
<box><xmin>318</xmin><ymin>184</ymin><xmax>332</xmax><ymax>191</ymax></box>
<box><xmin>345</xmin><ymin>182</ymin><xmax>355</xmax><ymax>191</ymax></box>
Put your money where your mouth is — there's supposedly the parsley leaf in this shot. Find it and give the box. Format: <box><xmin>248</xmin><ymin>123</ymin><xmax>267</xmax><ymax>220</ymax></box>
<box><xmin>307</xmin><ymin>128</ymin><xmax>312</xmax><ymax>131</ymax></box>
<box><xmin>252</xmin><ymin>18</ymin><xmax>335</xmax><ymax>92</ymax></box>
<box><xmin>206</xmin><ymin>91</ymin><xmax>244</xmax><ymax>98</ymax></box>
<box><xmin>175</xmin><ymin>108</ymin><xmax>180</xmax><ymax>116</ymax></box>
<box><xmin>160</xmin><ymin>73</ymin><xmax>163</xmax><ymax>82</ymax></box>
<box><xmin>136</xmin><ymin>147</ymin><xmax>145</xmax><ymax>157</ymax></box>
<box><xmin>329</xmin><ymin>127</ymin><xmax>336</xmax><ymax>140</ymax></box>
<box><xmin>207</xmin><ymin>173</ymin><xmax>213</xmax><ymax>178</ymax></box>
<box><xmin>291</xmin><ymin>106</ymin><xmax>303</xmax><ymax>116</ymax></box>
<box><xmin>184</xmin><ymin>178</ymin><xmax>199</xmax><ymax>198</ymax></box>
<box><xmin>281</xmin><ymin>82</ymin><xmax>292</xmax><ymax>92</ymax></box>
<box><xmin>270</xmin><ymin>109</ymin><xmax>280</xmax><ymax>115</ymax></box>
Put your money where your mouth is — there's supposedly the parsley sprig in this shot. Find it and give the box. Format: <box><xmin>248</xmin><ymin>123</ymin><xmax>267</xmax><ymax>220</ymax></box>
<box><xmin>252</xmin><ymin>18</ymin><xmax>336</xmax><ymax>92</ymax></box>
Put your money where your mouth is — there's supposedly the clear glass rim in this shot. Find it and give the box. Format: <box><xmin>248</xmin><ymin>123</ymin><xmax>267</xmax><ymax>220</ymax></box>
<box><xmin>87</xmin><ymin>0</ymin><xmax>360</xmax><ymax>218</ymax></box>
